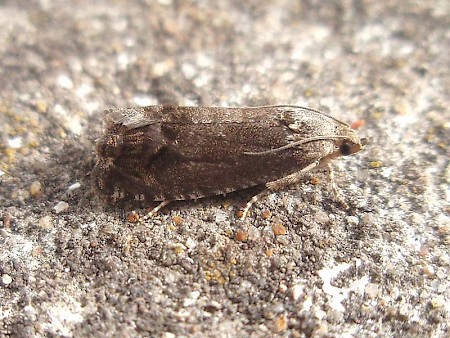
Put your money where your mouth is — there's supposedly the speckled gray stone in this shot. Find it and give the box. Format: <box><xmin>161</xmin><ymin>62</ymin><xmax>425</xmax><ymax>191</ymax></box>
<box><xmin>0</xmin><ymin>0</ymin><xmax>449</xmax><ymax>337</ymax></box>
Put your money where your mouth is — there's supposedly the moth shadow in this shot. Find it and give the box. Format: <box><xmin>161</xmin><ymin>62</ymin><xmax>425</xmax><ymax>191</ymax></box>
<box><xmin>3</xmin><ymin>134</ymin><xmax>96</xmax><ymax>212</ymax></box>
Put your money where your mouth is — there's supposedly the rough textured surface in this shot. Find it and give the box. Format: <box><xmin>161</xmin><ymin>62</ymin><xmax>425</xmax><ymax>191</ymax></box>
<box><xmin>0</xmin><ymin>1</ymin><xmax>449</xmax><ymax>337</ymax></box>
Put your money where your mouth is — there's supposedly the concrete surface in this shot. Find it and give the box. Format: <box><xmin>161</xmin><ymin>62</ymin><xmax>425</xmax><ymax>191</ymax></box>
<box><xmin>0</xmin><ymin>0</ymin><xmax>449</xmax><ymax>337</ymax></box>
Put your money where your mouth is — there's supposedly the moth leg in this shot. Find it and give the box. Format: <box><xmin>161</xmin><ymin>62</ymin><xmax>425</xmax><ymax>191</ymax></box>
<box><xmin>239</xmin><ymin>191</ymin><xmax>266</xmax><ymax>220</ymax></box>
<box><xmin>240</xmin><ymin>161</ymin><xmax>319</xmax><ymax>220</ymax></box>
<box><xmin>325</xmin><ymin>162</ymin><xmax>349</xmax><ymax>209</ymax></box>
<box><xmin>143</xmin><ymin>200</ymin><xmax>171</xmax><ymax>220</ymax></box>
<box><xmin>266</xmin><ymin>161</ymin><xmax>319</xmax><ymax>191</ymax></box>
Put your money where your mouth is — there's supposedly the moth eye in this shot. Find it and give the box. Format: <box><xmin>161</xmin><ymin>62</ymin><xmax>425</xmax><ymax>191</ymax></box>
<box><xmin>339</xmin><ymin>142</ymin><xmax>353</xmax><ymax>156</ymax></box>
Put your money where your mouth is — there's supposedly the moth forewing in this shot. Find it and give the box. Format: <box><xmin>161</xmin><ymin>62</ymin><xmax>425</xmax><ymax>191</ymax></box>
<box><xmin>92</xmin><ymin>105</ymin><xmax>365</xmax><ymax>218</ymax></box>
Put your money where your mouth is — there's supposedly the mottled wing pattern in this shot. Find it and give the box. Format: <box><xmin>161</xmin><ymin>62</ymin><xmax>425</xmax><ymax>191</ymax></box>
<box><xmin>93</xmin><ymin>105</ymin><xmax>363</xmax><ymax>203</ymax></box>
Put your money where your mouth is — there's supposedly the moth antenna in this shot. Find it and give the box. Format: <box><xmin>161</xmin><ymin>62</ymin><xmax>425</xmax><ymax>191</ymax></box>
<box><xmin>244</xmin><ymin>135</ymin><xmax>350</xmax><ymax>156</ymax></box>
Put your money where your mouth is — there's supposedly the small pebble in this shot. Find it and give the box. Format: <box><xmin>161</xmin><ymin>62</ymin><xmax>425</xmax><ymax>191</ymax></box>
<box><xmin>38</xmin><ymin>215</ymin><xmax>53</xmax><ymax>228</ymax></box>
<box><xmin>8</xmin><ymin>136</ymin><xmax>22</xmax><ymax>149</ymax></box>
<box><xmin>215</xmin><ymin>210</ymin><xmax>228</xmax><ymax>223</ymax></box>
<box><xmin>172</xmin><ymin>244</ymin><xmax>185</xmax><ymax>254</ymax></box>
<box><xmin>68</xmin><ymin>182</ymin><xmax>81</xmax><ymax>191</ymax></box>
<box><xmin>185</xmin><ymin>237</ymin><xmax>196</xmax><ymax>249</ymax></box>
<box><xmin>422</xmin><ymin>264</ymin><xmax>435</xmax><ymax>277</ymax></box>
<box><xmin>351</xmin><ymin>119</ymin><xmax>366</xmax><ymax>129</ymax></box>
<box><xmin>272</xmin><ymin>223</ymin><xmax>286</xmax><ymax>236</ymax></box>
<box><xmin>310</xmin><ymin>176</ymin><xmax>320</xmax><ymax>185</ymax></box>
<box><xmin>2</xmin><ymin>274</ymin><xmax>12</xmax><ymax>285</ymax></box>
<box><xmin>272</xmin><ymin>315</ymin><xmax>287</xmax><ymax>333</ymax></box>
<box><xmin>161</xmin><ymin>333</ymin><xmax>176</xmax><ymax>338</ymax></box>
<box><xmin>347</xmin><ymin>216</ymin><xmax>359</xmax><ymax>226</ymax></box>
<box><xmin>29</xmin><ymin>181</ymin><xmax>42</xmax><ymax>196</ymax></box>
<box><xmin>172</xmin><ymin>215</ymin><xmax>183</xmax><ymax>226</ymax></box>
<box><xmin>235</xmin><ymin>209</ymin><xmax>251</xmax><ymax>219</ymax></box>
<box><xmin>265</xmin><ymin>249</ymin><xmax>274</xmax><ymax>257</ymax></box>
<box><xmin>261</xmin><ymin>210</ymin><xmax>272</xmax><ymax>219</ymax></box>
<box><xmin>369</xmin><ymin>160</ymin><xmax>383</xmax><ymax>168</ymax></box>
<box><xmin>2</xmin><ymin>213</ymin><xmax>12</xmax><ymax>228</ymax></box>
<box><xmin>431</xmin><ymin>296</ymin><xmax>445</xmax><ymax>308</ymax></box>
<box><xmin>314</xmin><ymin>211</ymin><xmax>329</xmax><ymax>224</ymax></box>
<box><xmin>54</xmin><ymin>201</ymin><xmax>69</xmax><ymax>214</ymax></box>
<box><xmin>127</xmin><ymin>211</ymin><xmax>140</xmax><ymax>223</ymax></box>
<box><xmin>361</xmin><ymin>213</ymin><xmax>376</xmax><ymax>226</ymax></box>
<box><xmin>314</xmin><ymin>309</ymin><xmax>326</xmax><ymax>320</ymax></box>
<box><xmin>235</xmin><ymin>229</ymin><xmax>248</xmax><ymax>242</ymax></box>
<box><xmin>183</xmin><ymin>291</ymin><xmax>200</xmax><ymax>307</ymax></box>
<box><xmin>247</xmin><ymin>226</ymin><xmax>261</xmax><ymax>240</ymax></box>
<box><xmin>57</xmin><ymin>74</ymin><xmax>74</xmax><ymax>89</ymax></box>
<box><xmin>365</xmin><ymin>283</ymin><xmax>379</xmax><ymax>299</ymax></box>
<box><xmin>35</xmin><ymin>100</ymin><xmax>48</xmax><ymax>113</ymax></box>
<box><xmin>291</xmin><ymin>284</ymin><xmax>303</xmax><ymax>301</ymax></box>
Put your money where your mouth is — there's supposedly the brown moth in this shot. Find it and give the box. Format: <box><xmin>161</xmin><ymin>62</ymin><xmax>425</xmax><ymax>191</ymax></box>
<box><xmin>92</xmin><ymin>105</ymin><xmax>365</xmax><ymax>218</ymax></box>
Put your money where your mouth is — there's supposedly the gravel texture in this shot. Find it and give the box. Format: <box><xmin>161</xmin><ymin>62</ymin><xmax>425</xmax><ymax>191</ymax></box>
<box><xmin>1</xmin><ymin>1</ymin><xmax>449</xmax><ymax>337</ymax></box>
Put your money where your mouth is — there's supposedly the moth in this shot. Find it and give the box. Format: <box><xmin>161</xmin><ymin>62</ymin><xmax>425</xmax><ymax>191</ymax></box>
<box><xmin>92</xmin><ymin>105</ymin><xmax>365</xmax><ymax>218</ymax></box>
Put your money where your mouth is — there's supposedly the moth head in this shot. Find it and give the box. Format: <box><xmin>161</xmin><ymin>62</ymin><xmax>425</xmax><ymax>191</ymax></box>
<box><xmin>336</xmin><ymin>139</ymin><xmax>360</xmax><ymax>156</ymax></box>
<box><xmin>332</xmin><ymin>127</ymin><xmax>366</xmax><ymax>158</ymax></box>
